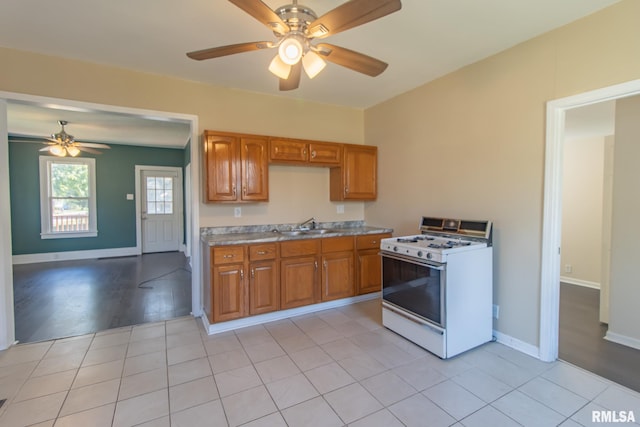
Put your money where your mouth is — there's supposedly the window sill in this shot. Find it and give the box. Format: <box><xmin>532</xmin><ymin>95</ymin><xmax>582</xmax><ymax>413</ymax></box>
<box><xmin>41</xmin><ymin>231</ymin><xmax>98</xmax><ymax>240</ymax></box>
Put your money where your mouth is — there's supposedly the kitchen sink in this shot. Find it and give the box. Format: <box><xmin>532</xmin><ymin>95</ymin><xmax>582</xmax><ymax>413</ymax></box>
<box><xmin>277</xmin><ymin>229</ymin><xmax>336</xmax><ymax>236</ymax></box>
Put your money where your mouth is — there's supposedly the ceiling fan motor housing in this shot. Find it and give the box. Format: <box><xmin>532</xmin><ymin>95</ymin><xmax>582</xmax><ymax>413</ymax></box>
<box><xmin>275</xmin><ymin>3</ymin><xmax>317</xmax><ymax>35</ymax></box>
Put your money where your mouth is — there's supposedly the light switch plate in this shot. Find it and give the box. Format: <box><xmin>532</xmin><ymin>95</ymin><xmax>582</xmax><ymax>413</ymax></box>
<box><xmin>234</xmin><ymin>207</ymin><xmax>242</xmax><ymax>218</ymax></box>
<box><xmin>337</xmin><ymin>204</ymin><xmax>345</xmax><ymax>214</ymax></box>
<box><xmin>126</xmin><ymin>194</ymin><xmax>134</xmax><ymax>200</ymax></box>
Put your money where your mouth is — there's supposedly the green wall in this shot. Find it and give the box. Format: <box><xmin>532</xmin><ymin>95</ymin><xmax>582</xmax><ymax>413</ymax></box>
<box><xmin>9</xmin><ymin>141</ymin><xmax>186</xmax><ymax>255</ymax></box>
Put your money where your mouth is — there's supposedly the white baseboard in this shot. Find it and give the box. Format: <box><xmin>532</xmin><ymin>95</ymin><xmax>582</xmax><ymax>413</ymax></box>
<box><xmin>560</xmin><ymin>276</ymin><xmax>600</xmax><ymax>290</ymax></box>
<box><xmin>493</xmin><ymin>329</ymin><xmax>541</xmax><ymax>359</ymax></box>
<box><xmin>604</xmin><ymin>331</ymin><xmax>640</xmax><ymax>350</ymax></box>
<box><xmin>201</xmin><ymin>293</ymin><xmax>380</xmax><ymax>335</ymax></box>
<box><xmin>12</xmin><ymin>247</ymin><xmax>140</xmax><ymax>265</ymax></box>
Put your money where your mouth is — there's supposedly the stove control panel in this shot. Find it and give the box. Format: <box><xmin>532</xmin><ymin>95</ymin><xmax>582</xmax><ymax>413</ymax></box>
<box><xmin>381</xmin><ymin>241</ymin><xmax>445</xmax><ymax>263</ymax></box>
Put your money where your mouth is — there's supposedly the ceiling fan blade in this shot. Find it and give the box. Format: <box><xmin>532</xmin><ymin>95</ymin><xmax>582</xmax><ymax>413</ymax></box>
<box><xmin>228</xmin><ymin>0</ymin><xmax>289</xmax><ymax>35</ymax></box>
<box><xmin>279</xmin><ymin>62</ymin><xmax>302</xmax><ymax>91</ymax></box>
<box><xmin>187</xmin><ymin>41</ymin><xmax>273</xmax><ymax>60</ymax></box>
<box><xmin>77</xmin><ymin>146</ymin><xmax>103</xmax><ymax>155</ymax></box>
<box><xmin>307</xmin><ymin>0</ymin><xmax>401</xmax><ymax>39</ymax></box>
<box><xmin>75</xmin><ymin>142</ymin><xmax>111</xmax><ymax>149</ymax></box>
<box><xmin>316</xmin><ymin>43</ymin><xmax>388</xmax><ymax>77</ymax></box>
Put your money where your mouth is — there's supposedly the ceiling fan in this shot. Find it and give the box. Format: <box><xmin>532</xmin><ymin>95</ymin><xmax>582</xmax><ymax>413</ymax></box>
<box><xmin>33</xmin><ymin>121</ymin><xmax>111</xmax><ymax>157</ymax></box>
<box><xmin>187</xmin><ymin>0</ymin><xmax>402</xmax><ymax>91</ymax></box>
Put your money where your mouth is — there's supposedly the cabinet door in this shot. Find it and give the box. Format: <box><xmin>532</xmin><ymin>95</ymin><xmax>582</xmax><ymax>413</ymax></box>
<box><xmin>330</xmin><ymin>145</ymin><xmax>377</xmax><ymax>200</ymax></box>
<box><xmin>212</xmin><ymin>264</ymin><xmax>246</xmax><ymax>322</ymax></box>
<box><xmin>280</xmin><ymin>256</ymin><xmax>318</xmax><ymax>309</ymax></box>
<box><xmin>269</xmin><ymin>138</ymin><xmax>308</xmax><ymax>163</ymax></box>
<box><xmin>309</xmin><ymin>142</ymin><xmax>341</xmax><ymax>166</ymax></box>
<box><xmin>241</xmin><ymin>137</ymin><xmax>269</xmax><ymax>201</ymax></box>
<box><xmin>249</xmin><ymin>260</ymin><xmax>279</xmax><ymax>315</ymax></box>
<box><xmin>357</xmin><ymin>249</ymin><xmax>383</xmax><ymax>294</ymax></box>
<box><xmin>204</xmin><ymin>134</ymin><xmax>238</xmax><ymax>202</ymax></box>
<box><xmin>321</xmin><ymin>251</ymin><xmax>354</xmax><ymax>301</ymax></box>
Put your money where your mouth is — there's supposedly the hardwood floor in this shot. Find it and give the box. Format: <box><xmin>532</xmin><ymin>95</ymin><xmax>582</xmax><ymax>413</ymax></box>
<box><xmin>12</xmin><ymin>252</ymin><xmax>191</xmax><ymax>344</ymax></box>
<box><xmin>559</xmin><ymin>282</ymin><xmax>640</xmax><ymax>392</ymax></box>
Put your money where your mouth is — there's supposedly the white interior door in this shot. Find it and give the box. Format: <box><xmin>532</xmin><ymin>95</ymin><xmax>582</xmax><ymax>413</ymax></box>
<box><xmin>141</xmin><ymin>169</ymin><xmax>181</xmax><ymax>253</ymax></box>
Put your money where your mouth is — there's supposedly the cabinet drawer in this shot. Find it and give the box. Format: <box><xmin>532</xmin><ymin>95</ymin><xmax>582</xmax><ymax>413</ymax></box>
<box><xmin>249</xmin><ymin>243</ymin><xmax>277</xmax><ymax>261</ymax></box>
<box><xmin>280</xmin><ymin>239</ymin><xmax>320</xmax><ymax>258</ymax></box>
<box><xmin>322</xmin><ymin>236</ymin><xmax>354</xmax><ymax>253</ymax></box>
<box><xmin>356</xmin><ymin>233</ymin><xmax>390</xmax><ymax>250</ymax></box>
<box><xmin>309</xmin><ymin>142</ymin><xmax>341</xmax><ymax>165</ymax></box>
<box><xmin>213</xmin><ymin>246</ymin><xmax>245</xmax><ymax>264</ymax></box>
<box><xmin>269</xmin><ymin>138</ymin><xmax>308</xmax><ymax>163</ymax></box>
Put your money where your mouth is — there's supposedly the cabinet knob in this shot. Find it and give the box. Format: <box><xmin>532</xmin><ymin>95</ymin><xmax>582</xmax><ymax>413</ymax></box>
<box><xmin>314</xmin><ymin>261</ymin><xmax>318</xmax><ymax>270</ymax></box>
<box><xmin>251</xmin><ymin>268</ymin><xmax>255</xmax><ymax>278</ymax></box>
<box><xmin>345</xmin><ymin>187</ymin><xmax>349</xmax><ymax>194</ymax></box>
<box><xmin>243</xmin><ymin>186</ymin><xmax>246</xmax><ymax>196</ymax></box>
<box><xmin>240</xmin><ymin>269</ymin><xmax>244</xmax><ymax>279</ymax></box>
<box><xmin>311</xmin><ymin>150</ymin><xmax>317</xmax><ymax>159</ymax></box>
<box><xmin>257</xmin><ymin>250</ymin><xmax>267</xmax><ymax>255</ymax></box>
<box><xmin>232</xmin><ymin>185</ymin><xmax>236</xmax><ymax>196</ymax></box>
<box><xmin>223</xmin><ymin>254</ymin><xmax>234</xmax><ymax>258</ymax></box>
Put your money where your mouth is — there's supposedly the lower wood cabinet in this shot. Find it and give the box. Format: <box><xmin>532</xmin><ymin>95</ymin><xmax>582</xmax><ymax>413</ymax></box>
<box><xmin>212</xmin><ymin>263</ymin><xmax>246</xmax><ymax>322</ymax></box>
<box><xmin>355</xmin><ymin>233</ymin><xmax>391</xmax><ymax>295</ymax></box>
<box><xmin>248</xmin><ymin>243</ymin><xmax>279</xmax><ymax>315</ymax></box>
<box><xmin>280</xmin><ymin>239</ymin><xmax>320</xmax><ymax>309</ymax></box>
<box><xmin>211</xmin><ymin>245</ymin><xmax>247</xmax><ymax>323</ymax></box>
<box><xmin>321</xmin><ymin>237</ymin><xmax>355</xmax><ymax>301</ymax></box>
<box><xmin>205</xmin><ymin>233</ymin><xmax>388</xmax><ymax>324</ymax></box>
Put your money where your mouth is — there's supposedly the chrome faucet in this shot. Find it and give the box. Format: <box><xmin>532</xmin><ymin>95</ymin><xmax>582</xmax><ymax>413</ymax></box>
<box><xmin>296</xmin><ymin>217</ymin><xmax>316</xmax><ymax>230</ymax></box>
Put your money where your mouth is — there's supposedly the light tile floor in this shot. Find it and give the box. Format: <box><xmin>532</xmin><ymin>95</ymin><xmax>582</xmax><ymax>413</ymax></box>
<box><xmin>1</xmin><ymin>299</ymin><xmax>639</xmax><ymax>426</ymax></box>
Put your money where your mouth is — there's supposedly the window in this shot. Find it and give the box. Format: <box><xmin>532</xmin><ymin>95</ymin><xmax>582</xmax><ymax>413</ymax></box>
<box><xmin>146</xmin><ymin>176</ymin><xmax>174</xmax><ymax>215</ymax></box>
<box><xmin>39</xmin><ymin>156</ymin><xmax>97</xmax><ymax>239</ymax></box>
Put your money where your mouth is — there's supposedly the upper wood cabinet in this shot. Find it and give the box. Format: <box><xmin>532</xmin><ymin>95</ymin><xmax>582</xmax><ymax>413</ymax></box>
<box><xmin>269</xmin><ymin>138</ymin><xmax>341</xmax><ymax>166</ymax></box>
<box><xmin>204</xmin><ymin>131</ymin><xmax>269</xmax><ymax>203</ymax></box>
<box><xmin>330</xmin><ymin>144</ymin><xmax>377</xmax><ymax>201</ymax></box>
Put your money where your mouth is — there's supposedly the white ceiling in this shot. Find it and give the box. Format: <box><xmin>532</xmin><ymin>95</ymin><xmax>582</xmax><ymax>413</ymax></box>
<box><xmin>1</xmin><ymin>0</ymin><xmax>621</xmax><ymax>146</ymax></box>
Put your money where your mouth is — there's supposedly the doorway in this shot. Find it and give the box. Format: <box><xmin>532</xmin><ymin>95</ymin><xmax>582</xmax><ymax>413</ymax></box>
<box><xmin>540</xmin><ymin>79</ymin><xmax>640</xmax><ymax>363</ymax></box>
<box><xmin>137</xmin><ymin>166</ymin><xmax>183</xmax><ymax>254</ymax></box>
<box><xmin>0</xmin><ymin>91</ymin><xmax>201</xmax><ymax>350</ymax></box>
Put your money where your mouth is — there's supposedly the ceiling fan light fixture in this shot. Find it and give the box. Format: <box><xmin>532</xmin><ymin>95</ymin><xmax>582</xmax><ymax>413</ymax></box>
<box><xmin>66</xmin><ymin>145</ymin><xmax>81</xmax><ymax>157</ymax></box>
<box><xmin>268</xmin><ymin>54</ymin><xmax>292</xmax><ymax>79</ymax></box>
<box><xmin>278</xmin><ymin>35</ymin><xmax>304</xmax><ymax>65</ymax></box>
<box><xmin>49</xmin><ymin>144</ymin><xmax>66</xmax><ymax>157</ymax></box>
<box><xmin>302</xmin><ymin>50</ymin><xmax>326</xmax><ymax>79</ymax></box>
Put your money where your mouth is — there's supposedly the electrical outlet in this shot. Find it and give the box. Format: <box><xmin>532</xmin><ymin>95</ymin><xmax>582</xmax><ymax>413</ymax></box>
<box><xmin>492</xmin><ymin>304</ymin><xmax>500</xmax><ymax>319</ymax></box>
<box><xmin>337</xmin><ymin>204</ymin><xmax>345</xmax><ymax>214</ymax></box>
<box><xmin>565</xmin><ymin>264</ymin><xmax>572</xmax><ymax>273</ymax></box>
<box><xmin>234</xmin><ymin>207</ymin><xmax>241</xmax><ymax>218</ymax></box>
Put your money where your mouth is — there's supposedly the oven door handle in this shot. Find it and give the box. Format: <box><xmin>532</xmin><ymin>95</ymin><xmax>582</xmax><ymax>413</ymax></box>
<box><xmin>380</xmin><ymin>252</ymin><xmax>445</xmax><ymax>270</ymax></box>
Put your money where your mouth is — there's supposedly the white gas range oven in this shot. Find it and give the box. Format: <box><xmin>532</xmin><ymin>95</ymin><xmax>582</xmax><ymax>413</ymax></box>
<box><xmin>380</xmin><ymin>217</ymin><xmax>493</xmax><ymax>359</ymax></box>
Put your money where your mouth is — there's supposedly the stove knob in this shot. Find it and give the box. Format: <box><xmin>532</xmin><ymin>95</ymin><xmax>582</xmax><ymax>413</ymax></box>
<box><xmin>426</xmin><ymin>253</ymin><xmax>433</xmax><ymax>259</ymax></box>
<box><xmin>393</xmin><ymin>246</ymin><xmax>398</xmax><ymax>252</ymax></box>
<box><xmin>417</xmin><ymin>251</ymin><xmax>423</xmax><ymax>257</ymax></box>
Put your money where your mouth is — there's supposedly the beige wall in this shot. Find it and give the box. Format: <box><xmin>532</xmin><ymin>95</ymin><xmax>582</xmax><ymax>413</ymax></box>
<box><xmin>2</xmin><ymin>0</ymin><xmax>640</xmax><ymax>350</ymax></box>
<box><xmin>561</xmin><ymin>136</ymin><xmax>606</xmax><ymax>287</ymax></box>
<box><xmin>0</xmin><ymin>47</ymin><xmax>366</xmax><ymax>228</ymax></box>
<box><xmin>608</xmin><ymin>95</ymin><xmax>640</xmax><ymax>345</ymax></box>
<box><xmin>365</xmin><ymin>0</ymin><xmax>640</xmax><ymax>347</ymax></box>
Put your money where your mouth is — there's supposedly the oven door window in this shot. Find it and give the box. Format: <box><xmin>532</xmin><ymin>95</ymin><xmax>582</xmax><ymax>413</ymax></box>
<box><xmin>382</xmin><ymin>256</ymin><xmax>443</xmax><ymax>326</ymax></box>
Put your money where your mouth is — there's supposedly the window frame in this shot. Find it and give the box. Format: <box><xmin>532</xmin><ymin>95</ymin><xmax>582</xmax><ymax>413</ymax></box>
<box><xmin>39</xmin><ymin>156</ymin><xmax>98</xmax><ymax>239</ymax></box>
